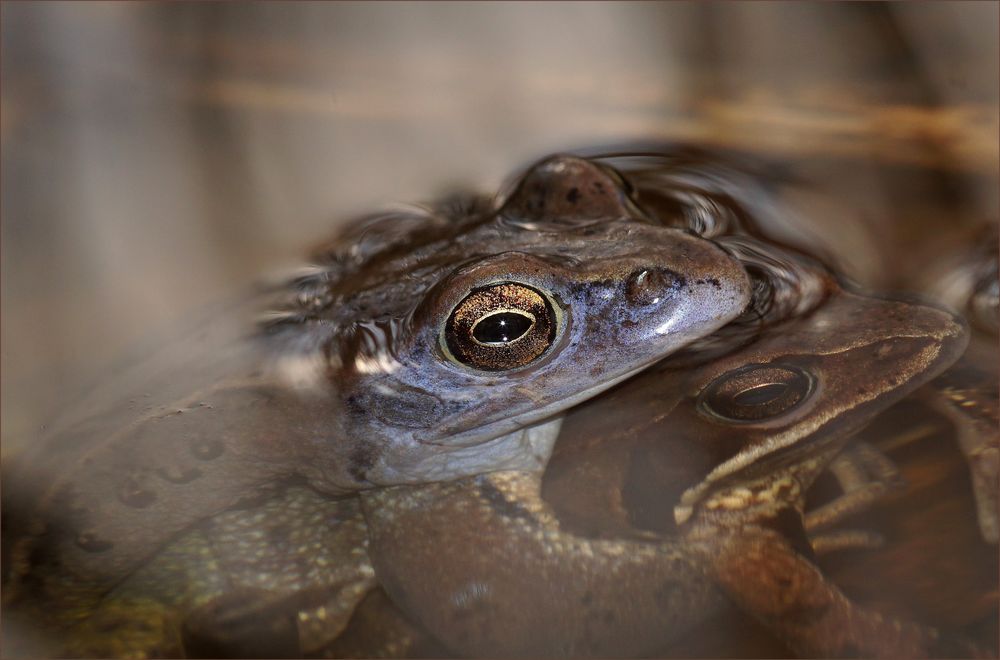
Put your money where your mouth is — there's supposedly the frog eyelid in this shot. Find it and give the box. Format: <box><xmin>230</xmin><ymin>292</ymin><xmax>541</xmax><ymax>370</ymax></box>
<box><xmin>439</xmin><ymin>281</ymin><xmax>565</xmax><ymax>373</ymax></box>
<box><xmin>696</xmin><ymin>363</ymin><xmax>816</xmax><ymax>424</ymax></box>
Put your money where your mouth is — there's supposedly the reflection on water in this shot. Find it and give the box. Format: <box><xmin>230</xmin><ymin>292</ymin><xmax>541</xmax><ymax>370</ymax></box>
<box><xmin>1</xmin><ymin>2</ymin><xmax>997</xmax><ymax>658</ymax></box>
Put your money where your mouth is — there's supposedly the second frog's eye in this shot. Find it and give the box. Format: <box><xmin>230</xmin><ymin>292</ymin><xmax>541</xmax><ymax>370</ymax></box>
<box><xmin>697</xmin><ymin>364</ymin><xmax>814</xmax><ymax>423</ymax></box>
<box><xmin>443</xmin><ymin>283</ymin><xmax>557</xmax><ymax>372</ymax></box>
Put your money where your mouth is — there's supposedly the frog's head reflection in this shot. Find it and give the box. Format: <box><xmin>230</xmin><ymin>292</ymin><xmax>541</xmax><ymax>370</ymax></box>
<box><xmin>269</xmin><ymin>157</ymin><xmax>750</xmax><ymax>479</ymax></box>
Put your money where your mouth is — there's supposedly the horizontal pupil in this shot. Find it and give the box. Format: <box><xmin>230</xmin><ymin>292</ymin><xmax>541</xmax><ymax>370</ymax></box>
<box><xmin>732</xmin><ymin>382</ymin><xmax>789</xmax><ymax>406</ymax></box>
<box><xmin>473</xmin><ymin>312</ymin><xmax>533</xmax><ymax>344</ymax></box>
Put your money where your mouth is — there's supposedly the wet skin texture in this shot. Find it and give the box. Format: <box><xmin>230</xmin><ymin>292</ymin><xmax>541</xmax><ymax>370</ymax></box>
<box><xmin>2</xmin><ymin>155</ymin><xmax>751</xmax><ymax>657</ymax></box>
<box><xmin>3</xmin><ymin>153</ymin><xmax>982</xmax><ymax>659</ymax></box>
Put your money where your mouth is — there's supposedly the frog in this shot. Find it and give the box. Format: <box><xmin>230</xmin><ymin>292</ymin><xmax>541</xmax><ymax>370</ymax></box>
<box><xmin>1</xmin><ymin>154</ymin><xmax>753</xmax><ymax>657</ymax></box>
<box><xmin>565</xmin><ymin>146</ymin><xmax>998</xmax><ymax>546</ymax></box>
<box><xmin>363</xmin><ymin>270</ymin><xmax>972</xmax><ymax>657</ymax></box>
<box><xmin>336</xmin><ymin>149</ymin><xmax>994</xmax><ymax>659</ymax></box>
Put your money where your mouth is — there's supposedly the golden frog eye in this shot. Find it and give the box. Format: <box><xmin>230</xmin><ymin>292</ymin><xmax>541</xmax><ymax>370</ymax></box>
<box><xmin>697</xmin><ymin>364</ymin><xmax>813</xmax><ymax>423</ymax></box>
<box><xmin>443</xmin><ymin>283</ymin><xmax>557</xmax><ymax>371</ymax></box>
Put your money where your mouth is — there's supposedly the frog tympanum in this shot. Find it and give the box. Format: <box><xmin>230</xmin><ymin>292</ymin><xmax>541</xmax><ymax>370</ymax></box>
<box><xmin>2</xmin><ymin>155</ymin><xmax>751</xmax><ymax>657</ymax></box>
<box><xmin>1</xmin><ymin>152</ymin><xmax>984</xmax><ymax>659</ymax></box>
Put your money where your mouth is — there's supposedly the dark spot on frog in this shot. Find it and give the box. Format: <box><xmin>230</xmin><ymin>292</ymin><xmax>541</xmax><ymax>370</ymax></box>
<box><xmin>580</xmin><ymin>590</ymin><xmax>594</xmax><ymax>606</ymax></box>
<box><xmin>476</xmin><ymin>479</ymin><xmax>537</xmax><ymax>524</ymax></box>
<box><xmin>344</xmin><ymin>394</ymin><xmax>364</xmax><ymax>417</ymax></box>
<box><xmin>348</xmin><ymin>444</ymin><xmax>379</xmax><ymax>483</ymax></box>
<box><xmin>565</xmin><ymin>187</ymin><xmax>580</xmax><ymax>204</ymax></box>
<box><xmin>191</xmin><ymin>439</ymin><xmax>224</xmax><ymax>461</ymax></box>
<box><xmin>118</xmin><ymin>477</ymin><xmax>157</xmax><ymax>508</ymax></box>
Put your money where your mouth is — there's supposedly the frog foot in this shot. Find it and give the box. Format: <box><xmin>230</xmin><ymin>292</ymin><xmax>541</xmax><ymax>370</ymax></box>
<box><xmin>963</xmin><ymin>444</ymin><xmax>999</xmax><ymax>543</ymax></box>
<box><xmin>950</xmin><ymin>414</ymin><xmax>998</xmax><ymax>544</ymax></box>
<box><xmin>920</xmin><ymin>370</ymin><xmax>1000</xmax><ymax>544</ymax></box>
<box><xmin>804</xmin><ymin>442</ymin><xmax>902</xmax><ymax>554</ymax></box>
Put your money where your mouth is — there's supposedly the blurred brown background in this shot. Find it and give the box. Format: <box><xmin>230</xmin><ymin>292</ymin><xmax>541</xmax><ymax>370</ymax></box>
<box><xmin>2</xmin><ymin>2</ymin><xmax>997</xmax><ymax>452</ymax></box>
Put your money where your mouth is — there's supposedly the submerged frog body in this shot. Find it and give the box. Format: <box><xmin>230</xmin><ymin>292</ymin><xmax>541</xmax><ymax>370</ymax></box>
<box><xmin>2</xmin><ymin>155</ymin><xmax>751</xmax><ymax>656</ymax></box>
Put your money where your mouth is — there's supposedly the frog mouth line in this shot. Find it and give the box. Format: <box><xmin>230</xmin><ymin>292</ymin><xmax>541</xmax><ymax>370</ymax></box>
<box><xmin>419</xmin><ymin>357</ymin><xmax>674</xmax><ymax>449</ymax></box>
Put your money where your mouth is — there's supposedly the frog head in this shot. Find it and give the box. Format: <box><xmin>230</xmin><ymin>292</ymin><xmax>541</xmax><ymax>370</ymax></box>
<box><xmin>268</xmin><ymin>156</ymin><xmax>751</xmax><ymax>485</ymax></box>
<box><xmin>545</xmin><ymin>280</ymin><xmax>968</xmax><ymax>536</ymax></box>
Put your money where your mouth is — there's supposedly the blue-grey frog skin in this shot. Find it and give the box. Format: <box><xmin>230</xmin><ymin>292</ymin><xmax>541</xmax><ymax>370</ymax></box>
<box><xmin>1</xmin><ymin>155</ymin><xmax>751</xmax><ymax>657</ymax></box>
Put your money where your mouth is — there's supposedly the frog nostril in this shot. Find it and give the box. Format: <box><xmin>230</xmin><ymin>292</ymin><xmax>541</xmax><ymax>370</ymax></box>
<box><xmin>626</xmin><ymin>268</ymin><xmax>679</xmax><ymax>306</ymax></box>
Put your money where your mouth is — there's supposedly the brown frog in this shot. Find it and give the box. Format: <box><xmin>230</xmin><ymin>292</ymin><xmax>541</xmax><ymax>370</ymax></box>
<box><xmin>1</xmin><ymin>155</ymin><xmax>752</xmax><ymax>657</ymax></box>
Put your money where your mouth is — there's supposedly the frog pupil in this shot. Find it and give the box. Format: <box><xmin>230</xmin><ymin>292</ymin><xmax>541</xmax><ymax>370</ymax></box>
<box><xmin>733</xmin><ymin>382</ymin><xmax>788</xmax><ymax>406</ymax></box>
<box><xmin>473</xmin><ymin>312</ymin><xmax>533</xmax><ymax>344</ymax></box>
<box><xmin>697</xmin><ymin>364</ymin><xmax>813</xmax><ymax>423</ymax></box>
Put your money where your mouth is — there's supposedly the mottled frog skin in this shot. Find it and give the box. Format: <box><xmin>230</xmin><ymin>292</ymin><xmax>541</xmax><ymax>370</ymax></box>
<box><xmin>2</xmin><ymin>155</ymin><xmax>751</xmax><ymax>656</ymax></box>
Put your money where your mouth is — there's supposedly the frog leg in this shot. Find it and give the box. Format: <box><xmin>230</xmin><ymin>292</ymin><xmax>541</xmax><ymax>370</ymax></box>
<box><xmin>685</xmin><ymin>455</ymin><xmax>993</xmax><ymax>659</ymax></box>
<box><xmin>36</xmin><ymin>487</ymin><xmax>376</xmax><ymax>659</ymax></box>
<box><xmin>684</xmin><ymin>506</ymin><xmax>979</xmax><ymax>658</ymax></box>
<box><xmin>157</xmin><ymin>487</ymin><xmax>376</xmax><ymax>658</ymax></box>
<box><xmin>7</xmin><ymin>381</ymin><xmax>352</xmax><ymax>621</ymax></box>
<box><xmin>919</xmin><ymin>362</ymin><xmax>999</xmax><ymax>544</ymax></box>
<box><xmin>804</xmin><ymin>442</ymin><xmax>902</xmax><ymax>554</ymax></box>
<box><xmin>825</xmin><ymin>441</ymin><xmax>902</xmax><ymax>494</ymax></box>
<box><xmin>361</xmin><ymin>469</ymin><xmax>725</xmax><ymax>658</ymax></box>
